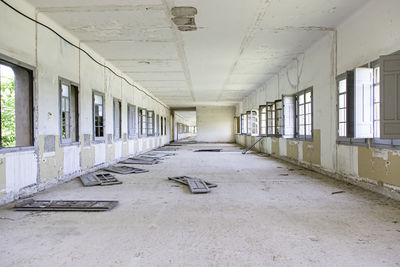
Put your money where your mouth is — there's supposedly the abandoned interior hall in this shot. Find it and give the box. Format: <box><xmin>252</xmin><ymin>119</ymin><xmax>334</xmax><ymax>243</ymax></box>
<box><xmin>0</xmin><ymin>0</ymin><xmax>400</xmax><ymax>266</ymax></box>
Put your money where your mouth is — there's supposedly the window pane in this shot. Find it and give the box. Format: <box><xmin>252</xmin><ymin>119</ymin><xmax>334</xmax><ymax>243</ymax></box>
<box><xmin>299</xmin><ymin>94</ymin><xmax>304</xmax><ymax>104</ymax></box>
<box><xmin>94</xmin><ymin>94</ymin><xmax>103</xmax><ymax>105</ymax></box>
<box><xmin>305</xmin><ymin>92</ymin><xmax>312</xmax><ymax>103</ymax></box>
<box><xmin>61</xmin><ymin>84</ymin><xmax>69</xmax><ymax>97</ymax></box>
<box><xmin>338</xmin><ymin>79</ymin><xmax>346</xmax><ymax>93</ymax></box>
<box><xmin>374</xmin><ymin>85</ymin><xmax>380</xmax><ymax>102</ymax></box>
<box><xmin>306</xmin><ymin>114</ymin><xmax>312</xmax><ymax>125</ymax></box>
<box><xmin>339</xmin><ymin>109</ymin><xmax>346</xmax><ymax>122</ymax></box>
<box><xmin>306</xmin><ymin>103</ymin><xmax>312</xmax><ymax>114</ymax></box>
<box><xmin>306</xmin><ymin>125</ymin><xmax>312</xmax><ymax>136</ymax></box>
<box><xmin>299</xmin><ymin>105</ymin><xmax>304</xmax><ymax>115</ymax></box>
<box><xmin>339</xmin><ymin>123</ymin><xmax>346</xmax><ymax>137</ymax></box>
<box><xmin>339</xmin><ymin>94</ymin><xmax>346</xmax><ymax>108</ymax></box>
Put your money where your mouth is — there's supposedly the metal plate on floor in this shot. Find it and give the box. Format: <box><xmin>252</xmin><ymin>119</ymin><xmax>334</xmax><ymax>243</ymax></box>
<box><xmin>187</xmin><ymin>179</ymin><xmax>211</xmax><ymax>194</ymax></box>
<box><xmin>103</xmin><ymin>165</ymin><xmax>149</xmax><ymax>174</ymax></box>
<box><xmin>194</xmin><ymin>149</ymin><xmax>222</xmax><ymax>152</ymax></box>
<box><xmin>14</xmin><ymin>199</ymin><xmax>118</xmax><ymax>212</ymax></box>
<box><xmin>80</xmin><ymin>173</ymin><xmax>122</xmax><ymax>186</ymax></box>
<box><xmin>121</xmin><ymin>158</ymin><xmax>160</xmax><ymax>165</ymax></box>
<box><xmin>168</xmin><ymin>176</ymin><xmax>217</xmax><ymax>188</ymax></box>
<box><xmin>154</xmin><ymin>147</ymin><xmax>178</xmax><ymax>151</ymax></box>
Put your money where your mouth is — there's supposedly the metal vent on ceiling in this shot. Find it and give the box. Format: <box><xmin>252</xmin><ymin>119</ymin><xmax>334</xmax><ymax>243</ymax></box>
<box><xmin>171</xmin><ymin>6</ymin><xmax>198</xmax><ymax>32</ymax></box>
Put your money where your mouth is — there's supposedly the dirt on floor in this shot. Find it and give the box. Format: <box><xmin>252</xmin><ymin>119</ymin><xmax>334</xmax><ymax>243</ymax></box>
<box><xmin>0</xmin><ymin>143</ymin><xmax>399</xmax><ymax>267</ymax></box>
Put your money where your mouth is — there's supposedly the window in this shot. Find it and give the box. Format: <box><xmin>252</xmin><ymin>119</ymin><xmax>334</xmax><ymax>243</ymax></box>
<box><xmin>156</xmin><ymin>114</ymin><xmax>160</xmax><ymax>136</ymax></box>
<box><xmin>338</xmin><ymin>76</ymin><xmax>347</xmax><ymax>137</ymax></box>
<box><xmin>234</xmin><ymin>116</ymin><xmax>241</xmax><ymax>135</ymax></box>
<box><xmin>93</xmin><ymin>92</ymin><xmax>104</xmax><ymax>141</ymax></box>
<box><xmin>164</xmin><ymin>117</ymin><xmax>167</xmax><ymax>135</ymax></box>
<box><xmin>267</xmin><ymin>102</ymin><xmax>275</xmax><ymax>137</ymax></box>
<box><xmin>283</xmin><ymin>95</ymin><xmax>295</xmax><ymax>139</ymax></box>
<box><xmin>240</xmin><ymin>113</ymin><xmax>247</xmax><ymax>134</ymax></box>
<box><xmin>60</xmin><ymin>79</ymin><xmax>79</xmax><ymax>144</ymax></box>
<box><xmin>0</xmin><ymin>61</ymin><xmax>33</xmax><ymax>148</ymax></box>
<box><xmin>138</xmin><ymin>108</ymin><xmax>147</xmax><ymax>137</ymax></box>
<box><xmin>296</xmin><ymin>88</ymin><xmax>313</xmax><ymax>140</ymax></box>
<box><xmin>246</xmin><ymin>111</ymin><xmax>251</xmax><ymax>136</ymax></box>
<box><xmin>250</xmin><ymin>109</ymin><xmax>259</xmax><ymax>136</ymax></box>
<box><xmin>160</xmin><ymin>116</ymin><xmax>164</xmax><ymax>135</ymax></box>
<box><xmin>373</xmin><ymin>65</ymin><xmax>380</xmax><ymax>138</ymax></box>
<box><xmin>147</xmin><ymin>110</ymin><xmax>154</xmax><ymax>136</ymax></box>
<box><xmin>113</xmin><ymin>98</ymin><xmax>121</xmax><ymax>140</ymax></box>
<box><xmin>275</xmin><ymin>100</ymin><xmax>283</xmax><ymax>137</ymax></box>
<box><xmin>127</xmin><ymin>104</ymin><xmax>136</xmax><ymax>139</ymax></box>
<box><xmin>259</xmin><ymin>106</ymin><xmax>267</xmax><ymax>136</ymax></box>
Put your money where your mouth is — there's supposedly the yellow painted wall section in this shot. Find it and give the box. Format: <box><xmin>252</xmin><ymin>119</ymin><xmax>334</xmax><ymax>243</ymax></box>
<box><xmin>302</xmin><ymin>129</ymin><xmax>321</xmax><ymax>165</ymax></box>
<box><xmin>287</xmin><ymin>140</ymin><xmax>299</xmax><ymax>161</ymax></box>
<box><xmin>272</xmin><ymin>139</ymin><xmax>280</xmax><ymax>155</ymax></box>
<box><xmin>358</xmin><ymin>147</ymin><xmax>400</xmax><ymax>187</ymax></box>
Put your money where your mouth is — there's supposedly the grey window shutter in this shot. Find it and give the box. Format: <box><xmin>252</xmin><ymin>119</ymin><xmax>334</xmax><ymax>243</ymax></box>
<box><xmin>354</xmin><ymin>68</ymin><xmax>373</xmax><ymax>138</ymax></box>
<box><xmin>283</xmin><ymin>95</ymin><xmax>295</xmax><ymax>138</ymax></box>
<box><xmin>380</xmin><ymin>54</ymin><xmax>400</xmax><ymax>139</ymax></box>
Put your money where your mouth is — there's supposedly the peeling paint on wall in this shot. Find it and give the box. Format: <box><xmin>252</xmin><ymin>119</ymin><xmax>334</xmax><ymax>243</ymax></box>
<box><xmin>359</xmin><ymin>147</ymin><xmax>400</xmax><ymax>187</ymax></box>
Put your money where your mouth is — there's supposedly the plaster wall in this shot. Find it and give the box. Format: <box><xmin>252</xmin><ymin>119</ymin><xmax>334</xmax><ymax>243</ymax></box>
<box><xmin>237</xmin><ymin>0</ymin><xmax>400</xmax><ymax>194</ymax></box>
<box><xmin>0</xmin><ymin>1</ymin><xmax>170</xmax><ymax>205</ymax></box>
<box><xmin>196</xmin><ymin>106</ymin><xmax>235</xmax><ymax>143</ymax></box>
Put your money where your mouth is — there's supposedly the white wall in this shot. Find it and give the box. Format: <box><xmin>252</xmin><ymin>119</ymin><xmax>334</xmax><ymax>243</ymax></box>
<box><xmin>236</xmin><ymin>0</ymin><xmax>400</xmax><ymax>193</ymax></box>
<box><xmin>0</xmin><ymin>0</ymin><xmax>171</xmax><ymax>204</ymax></box>
<box><xmin>196</xmin><ymin>106</ymin><xmax>235</xmax><ymax>143</ymax></box>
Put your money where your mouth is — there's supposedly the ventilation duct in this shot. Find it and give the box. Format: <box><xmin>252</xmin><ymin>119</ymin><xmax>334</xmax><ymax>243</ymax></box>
<box><xmin>171</xmin><ymin>6</ymin><xmax>198</xmax><ymax>32</ymax></box>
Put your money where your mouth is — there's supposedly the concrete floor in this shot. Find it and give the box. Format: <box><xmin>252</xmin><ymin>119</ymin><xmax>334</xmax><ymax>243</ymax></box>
<box><xmin>0</xmin><ymin>143</ymin><xmax>400</xmax><ymax>267</ymax></box>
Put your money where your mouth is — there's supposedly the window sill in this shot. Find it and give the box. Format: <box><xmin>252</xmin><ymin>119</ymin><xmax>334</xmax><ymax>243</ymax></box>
<box><xmin>60</xmin><ymin>141</ymin><xmax>80</xmax><ymax>147</ymax></box>
<box><xmin>0</xmin><ymin>146</ymin><xmax>36</xmax><ymax>155</ymax></box>
<box><xmin>92</xmin><ymin>139</ymin><xmax>105</xmax><ymax>144</ymax></box>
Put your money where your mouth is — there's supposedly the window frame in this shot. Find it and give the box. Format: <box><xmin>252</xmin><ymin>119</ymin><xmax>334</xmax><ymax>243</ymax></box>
<box><xmin>127</xmin><ymin>104</ymin><xmax>137</xmax><ymax>140</ymax></box>
<box><xmin>138</xmin><ymin>107</ymin><xmax>147</xmax><ymax>138</ymax></box>
<box><xmin>274</xmin><ymin>99</ymin><xmax>283</xmax><ymax>137</ymax></box>
<box><xmin>164</xmin><ymin>117</ymin><xmax>167</xmax><ymax>136</ymax></box>
<box><xmin>335</xmin><ymin>59</ymin><xmax>400</xmax><ymax>149</ymax></box>
<box><xmin>0</xmin><ymin>56</ymin><xmax>35</xmax><ymax>152</ymax></box>
<box><xmin>147</xmin><ymin>110</ymin><xmax>155</xmax><ymax>136</ymax></box>
<box><xmin>113</xmin><ymin>98</ymin><xmax>122</xmax><ymax>140</ymax></box>
<box><xmin>295</xmin><ymin>87</ymin><xmax>313</xmax><ymax>141</ymax></box>
<box><xmin>240</xmin><ymin>113</ymin><xmax>247</xmax><ymax>135</ymax></box>
<box><xmin>266</xmin><ymin>102</ymin><xmax>276</xmax><ymax>137</ymax></box>
<box><xmin>234</xmin><ymin>116</ymin><xmax>241</xmax><ymax>135</ymax></box>
<box><xmin>246</xmin><ymin>111</ymin><xmax>251</xmax><ymax>136</ymax></box>
<box><xmin>259</xmin><ymin>105</ymin><xmax>267</xmax><ymax>136</ymax></box>
<box><xmin>59</xmin><ymin>77</ymin><xmax>79</xmax><ymax>145</ymax></box>
<box><xmin>92</xmin><ymin>90</ymin><xmax>105</xmax><ymax>142</ymax></box>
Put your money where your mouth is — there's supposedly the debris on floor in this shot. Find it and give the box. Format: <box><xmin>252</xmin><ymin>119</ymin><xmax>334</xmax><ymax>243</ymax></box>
<box><xmin>194</xmin><ymin>149</ymin><xmax>222</xmax><ymax>152</ymax></box>
<box><xmin>168</xmin><ymin>176</ymin><xmax>217</xmax><ymax>194</ymax></box>
<box><xmin>13</xmin><ymin>199</ymin><xmax>119</xmax><ymax>212</ymax></box>
<box><xmin>279</xmin><ymin>174</ymin><xmax>289</xmax><ymax>176</ymax></box>
<box><xmin>154</xmin><ymin>147</ymin><xmax>178</xmax><ymax>152</ymax></box>
<box><xmin>121</xmin><ymin>157</ymin><xmax>160</xmax><ymax>165</ymax></box>
<box><xmin>164</xmin><ymin>144</ymin><xmax>182</xmax><ymax>147</ymax></box>
<box><xmin>331</xmin><ymin>191</ymin><xmax>345</xmax><ymax>195</ymax></box>
<box><xmin>80</xmin><ymin>173</ymin><xmax>122</xmax><ymax>186</ymax></box>
<box><xmin>103</xmin><ymin>165</ymin><xmax>149</xmax><ymax>174</ymax></box>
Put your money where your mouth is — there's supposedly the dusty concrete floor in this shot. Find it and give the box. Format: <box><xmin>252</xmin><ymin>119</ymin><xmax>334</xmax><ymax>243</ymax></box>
<box><xmin>0</xmin><ymin>143</ymin><xmax>400</xmax><ymax>267</ymax></box>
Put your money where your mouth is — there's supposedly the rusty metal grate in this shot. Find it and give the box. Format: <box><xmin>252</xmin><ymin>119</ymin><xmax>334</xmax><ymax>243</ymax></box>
<box><xmin>14</xmin><ymin>199</ymin><xmax>118</xmax><ymax>212</ymax></box>
<box><xmin>103</xmin><ymin>165</ymin><xmax>148</xmax><ymax>174</ymax></box>
<box><xmin>80</xmin><ymin>173</ymin><xmax>122</xmax><ymax>186</ymax></box>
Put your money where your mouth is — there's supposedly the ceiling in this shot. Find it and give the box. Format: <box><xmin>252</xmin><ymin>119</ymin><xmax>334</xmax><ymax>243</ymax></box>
<box><xmin>26</xmin><ymin>0</ymin><xmax>368</xmax><ymax>107</ymax></box>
